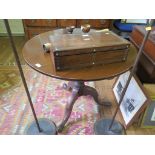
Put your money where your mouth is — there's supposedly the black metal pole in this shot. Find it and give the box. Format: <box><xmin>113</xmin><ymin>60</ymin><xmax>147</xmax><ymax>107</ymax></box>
<box><xmin>109</xmin><ymin>19</ymin><xmax>154</xmax><ymax>130</ymax></box>
<box><xmin>4</xmin><ymin>19</ymin><xmax>42</xmax><ymax>133</ymax></box>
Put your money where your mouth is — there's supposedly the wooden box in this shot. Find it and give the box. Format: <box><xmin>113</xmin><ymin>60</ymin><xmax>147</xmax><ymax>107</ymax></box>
<box><xmin>130</xmin><ymin>25</ymin><xmax>155</xmax><ymax>61</ymax></box>
<box><xmin>49</xmin><ymin>30</ymin><xmax>131</xmax><ymax>71</ymax></box>
<box><xmin>130</xmin><ymin>25</ymin><xmax>155</xmax><ymax>83</ymax></box>
<box><xmin>136</xmin><ymin>52</ymin><xmax>155</xmax><ymax>83</ymax></box>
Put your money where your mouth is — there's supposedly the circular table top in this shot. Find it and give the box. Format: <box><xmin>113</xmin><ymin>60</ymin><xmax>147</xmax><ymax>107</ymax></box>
<box><xmin>22</xmin><ymin>29</ymin><xmax>137</xmax><ymax>81</ymax></box>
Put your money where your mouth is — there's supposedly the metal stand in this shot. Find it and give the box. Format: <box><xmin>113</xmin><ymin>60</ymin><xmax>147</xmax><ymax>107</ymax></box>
<box><xmin>94</xmin><ymin>19</ymin><xmax>154</xmax><ymax>135</ymax></box>
<box><xmin>25</xmin><ymin>118</ymin><xmax>57</xmax><ymax>135</ymax></box>
<box><xmin>4</xmin><ymin>19</ymin><xmax>57</xmax><ymax>135</ymax></box>
<box><xmin>94</xmin><ymin>119</ymin><xmax>124</xmax><ymax>135</ymax></box>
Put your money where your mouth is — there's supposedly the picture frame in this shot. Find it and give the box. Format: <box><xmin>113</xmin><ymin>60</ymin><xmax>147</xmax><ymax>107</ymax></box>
<box><xmin>113</xmin><ymin>71</ymin><xmax>150</xmax><ymax>128</ymax></box>
<box><xmin>141</xmin><ymin>100</ymin><xmax>155</xmax><ymax>128</ymax></box>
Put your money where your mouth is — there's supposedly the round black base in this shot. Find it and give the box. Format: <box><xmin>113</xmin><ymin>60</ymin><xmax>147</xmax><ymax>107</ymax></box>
<box><xmin>94</xmin><ymin>119</ymin><xmax>124</xmax><ymax>135</ymax></box>
<box><xmin>25</xmin><ymin>118</ymin><xmax>57</xmax><ymax>135</ymax></box>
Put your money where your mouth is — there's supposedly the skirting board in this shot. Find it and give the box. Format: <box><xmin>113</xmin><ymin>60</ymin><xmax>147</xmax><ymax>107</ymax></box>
<box><xmin>0</xmin><ymin>33</ymin><xmax>25</xmax><ymax>37</ymax></box>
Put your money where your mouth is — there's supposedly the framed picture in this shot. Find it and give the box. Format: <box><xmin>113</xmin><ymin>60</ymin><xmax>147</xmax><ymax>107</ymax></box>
<box><xmin>141</xmin><ymin>100</ymin><xmax>155</xmax><ymax>128</ymax></box>
<box><xmin>113</xmin><ymin>71</ymin><xmax>150</xmax><ymax>128</ymax></box>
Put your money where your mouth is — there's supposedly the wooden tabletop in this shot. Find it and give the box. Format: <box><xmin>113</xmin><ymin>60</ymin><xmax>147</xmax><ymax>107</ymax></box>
<box><xmin>22</xmin><ymin>29</ymin><xmax>137</xmax><ymax>81</ymax></box>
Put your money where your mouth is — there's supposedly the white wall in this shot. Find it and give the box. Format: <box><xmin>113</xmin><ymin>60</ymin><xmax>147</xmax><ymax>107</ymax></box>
<box><xmin>121</xmin><ymin>19</ymin><xmax>147</xmax><ymax>24</ymax></box>
<box><xmin>0</xmin><ymin>19</ymin><xmax>24</xmax><ymax>36</ymax></box>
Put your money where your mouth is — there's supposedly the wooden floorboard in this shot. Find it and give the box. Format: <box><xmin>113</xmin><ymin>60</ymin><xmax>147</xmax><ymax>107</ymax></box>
<box><xmin>0</xmin><ymin>36</ymin><xmax>26</xmax><ymax>65</ymax></box>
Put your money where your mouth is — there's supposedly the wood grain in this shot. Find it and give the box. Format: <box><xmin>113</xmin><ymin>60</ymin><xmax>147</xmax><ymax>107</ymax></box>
<box><xmin>1</xmin><ymin>35</ymin><xmax>155</xmax><ymax>134</ymax></box>
<box><xmin>0</xmin><ymin>36</ymin><xmax>26</xmax><ymax>65</ymax></box>
<box><xmin>22</xmin><ymin>29</ymin><xmax>137</xmax><ymax>81</ymax></box>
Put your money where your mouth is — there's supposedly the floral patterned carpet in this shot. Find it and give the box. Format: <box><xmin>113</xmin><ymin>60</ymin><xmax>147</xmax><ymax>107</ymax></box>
<box><xmin>0</xmin><ymin>66</ymin><xmax>99</xmax><ymax>135</ymax></box>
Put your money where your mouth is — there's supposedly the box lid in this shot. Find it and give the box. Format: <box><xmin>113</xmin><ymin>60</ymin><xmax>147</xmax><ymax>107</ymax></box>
<box><xmin>49</xmin><ymin>30</ymin><xmax>130</xmax><ymax>55</ymax></box>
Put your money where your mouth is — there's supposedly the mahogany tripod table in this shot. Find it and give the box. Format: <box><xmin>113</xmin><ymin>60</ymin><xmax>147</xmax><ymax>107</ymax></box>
<box><xmin>22</xmin><ymin>29</ymin><xmax>137</xmax><ymax>132</ymax></box>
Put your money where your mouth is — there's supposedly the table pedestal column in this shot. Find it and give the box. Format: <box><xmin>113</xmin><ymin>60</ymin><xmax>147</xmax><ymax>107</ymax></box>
<box><xmin>58</xmin><ymin>81</ymin><xmax>99</xmax><ymax>132</ymax></box>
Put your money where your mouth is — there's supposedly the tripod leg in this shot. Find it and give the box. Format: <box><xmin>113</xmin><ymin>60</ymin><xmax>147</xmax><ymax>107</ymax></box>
<box><xmin>58</xmin><ymin>82</ymin><xmax>81</xmax><ymax>132</ymax></box>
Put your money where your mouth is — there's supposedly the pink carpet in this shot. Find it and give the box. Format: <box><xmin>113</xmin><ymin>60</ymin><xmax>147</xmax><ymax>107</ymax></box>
<box><xmin>0</xmin><ymin>66</ymin><xmax>99</xmax><ymax>135</ymax></box>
